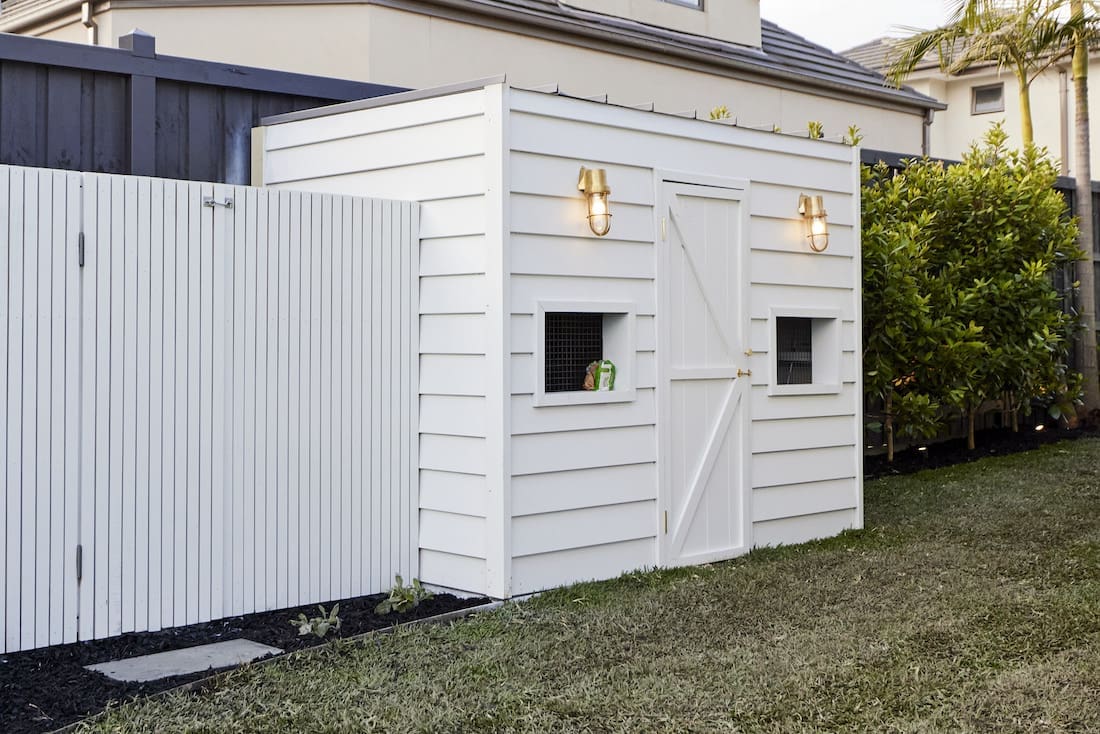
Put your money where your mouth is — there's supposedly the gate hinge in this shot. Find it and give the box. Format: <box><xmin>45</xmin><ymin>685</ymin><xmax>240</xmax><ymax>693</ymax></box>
<box><xmin>663</xmin><ymin>510</ymin><xmax>668</xmax><ymax>535</ymax></box>
<box><xmin>78</xmin><ymin>232</ymin><xmax>85</xmax><ymax>267</ymax></box>
<box><xmin>661</xmin><ymin>217</ymin><xmax>667</xmax><ymax>241</ymax></box>
<box><xmin>203</xmin><ymin>196</ymin><xmax>234</xmax><ymax>209</ymax></box>
<box><xmin>76</xmin><ymin>544</ymin><xmax>83</xmax><ymax>581</ymax></box>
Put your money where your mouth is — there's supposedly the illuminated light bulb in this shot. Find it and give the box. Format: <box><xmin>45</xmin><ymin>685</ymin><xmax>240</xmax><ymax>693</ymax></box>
<box><xmin>578</xmin><ymin>167</ymin><xmax>612</xmax><ymax>237</ymax></box>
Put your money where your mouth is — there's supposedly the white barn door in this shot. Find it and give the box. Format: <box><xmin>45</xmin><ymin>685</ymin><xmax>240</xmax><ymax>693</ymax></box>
<box><xmin>658</xmin><ymin>180</ymin><xmax>751</xmax><ymax>567</ymax></box>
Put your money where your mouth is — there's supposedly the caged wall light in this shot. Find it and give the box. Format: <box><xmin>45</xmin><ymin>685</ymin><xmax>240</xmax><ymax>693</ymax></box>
<box><xmin>578</xmin><ymin>167</ymin><xmax>612</xmax><ymax>237</ymax></box>
<box><xmin>798</xmin><ymin>194</ymin><xmax>829</xmax><ymax>252</ymax></box>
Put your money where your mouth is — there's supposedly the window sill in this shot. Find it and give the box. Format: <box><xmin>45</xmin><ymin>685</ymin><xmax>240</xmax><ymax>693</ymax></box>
<box><xmin>533</xmin><ymin>388</ymin><xmax>637</xmax><ymax>407</ymax></box>
<box><xmin>768</xmin><ymin>383</ymin><xmax>842</xmax><ymax>397</ymax></box>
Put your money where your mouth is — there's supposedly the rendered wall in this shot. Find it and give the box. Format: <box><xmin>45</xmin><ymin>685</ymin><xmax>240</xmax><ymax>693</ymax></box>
<box><xmin>910</xmin><ymin>59</ymin><xmax>1100</xmax><ymax>176</ymax></box>
<box><xmin>558</xmin><ymin>0</ymin><xmax>762</xmax><ymax>47</ymax></box>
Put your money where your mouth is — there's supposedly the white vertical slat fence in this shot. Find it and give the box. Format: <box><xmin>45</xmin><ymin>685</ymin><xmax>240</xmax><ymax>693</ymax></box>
<box><xmin>1</xmin><ymin>164</ymin><xmax>419</xmax><ymax>653</ymax></box>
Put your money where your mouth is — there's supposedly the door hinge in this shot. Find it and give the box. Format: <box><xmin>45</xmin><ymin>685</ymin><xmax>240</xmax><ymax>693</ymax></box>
<box><xmin>78</xmin><ymin>232</ymin><xmax>85</xmax><ymax>267</ymax></box>
<box><xmin>663</xmin><ymin>510</ymin><xmax>668</xmax><ymax>535</ymax></box>
<box><xmin>76</xmin><ymin>544</ymin><xmax>83</xmax><ymax>581</ymax></box>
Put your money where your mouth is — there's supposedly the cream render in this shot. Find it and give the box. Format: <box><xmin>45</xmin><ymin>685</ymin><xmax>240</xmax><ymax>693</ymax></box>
<box><xmin>905</xmin><ymin>63</ymin><xmax>1099</xmax><ymax>175</ymax></box>
<box><xmin>559</xmin><ymin>0</ymin><xmax>762</xmax><ymax>47</ymax></box>
<box><xmin>0</xmin><ymin>0</ymin><xmax>933</xmax><ymax>154</ymax></box>
<box><xmin>847</xmin><ymin>38</ymin><xmax>1100</xmax><ymax>175</ymax></box>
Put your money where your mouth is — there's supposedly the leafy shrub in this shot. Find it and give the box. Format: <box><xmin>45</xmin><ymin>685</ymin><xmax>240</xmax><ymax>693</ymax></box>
<box><xmin>375</xmin><ymin>575</ymin><xmax>433</xmax><ymax>615</ymax></box>
<box><xmin>290</xmin><ymin>604</ymin><xmax>341</xmax><ymax>638</ymax></box>
<box><xmin>862</xmin><ymin>125</ymin><xmax>1080</xmax><ymax>455</ymax></box>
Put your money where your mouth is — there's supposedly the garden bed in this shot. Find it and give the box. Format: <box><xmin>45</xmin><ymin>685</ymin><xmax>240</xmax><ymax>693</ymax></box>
<box><xmin>0</xmin><ymin>591</ymin><xmax>488</xmax><ymax>733</ymax></box>
<box><xmin>864</xmin><ymin>423</ymin><xmax>1100</xmax><ymax>479</ymax></box>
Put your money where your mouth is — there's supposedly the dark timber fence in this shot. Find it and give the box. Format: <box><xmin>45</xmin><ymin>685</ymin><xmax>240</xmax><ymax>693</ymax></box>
<box><xmin>0</xmin><ymin>31</ymin><xmax>406</xmax><ymax>185</ymax></box>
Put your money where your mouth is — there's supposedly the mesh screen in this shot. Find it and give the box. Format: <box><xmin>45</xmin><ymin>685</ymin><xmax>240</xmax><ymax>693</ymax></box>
<box><xmin>776</xmin><ymin>317</ymin><xmax>813</xmax><ymax>385</ymax></box>
<box><xmin>545</xmin><ymin>312</ymin><xmax>604</xmax><ymax>393</ymax></box>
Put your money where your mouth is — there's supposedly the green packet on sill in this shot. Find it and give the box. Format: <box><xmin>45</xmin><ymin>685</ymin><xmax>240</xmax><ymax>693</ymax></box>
<box><xmin>585</xmin><ymin>359</ymin><xmax>616</xmax><ymax>391</ymax></box>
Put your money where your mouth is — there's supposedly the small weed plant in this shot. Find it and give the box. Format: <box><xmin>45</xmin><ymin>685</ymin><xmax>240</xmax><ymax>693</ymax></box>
<box><xmin>375</xmin><ymin>575</ymin><xmax>434</xmax><ymax>615</ymax></box>
<box><xmin>290</xmin><ymin>604</ymin><xmax>341</xmax><ymax>638</ymax></box>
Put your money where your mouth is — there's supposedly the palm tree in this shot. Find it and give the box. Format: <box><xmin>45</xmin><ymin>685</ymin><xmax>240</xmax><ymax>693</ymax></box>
<box><xmin>1069</xmin><ymin>0</ymin><xmax>1100</xmax><ymax>417</ymax></box>
<box><xmin>889</xmin><ymin>0</ymin><xmax>1100</xmax><ymax>417</ymax></box>
<box><xmin>889</xmin><ymin>0</ymin><xmax>1078</xmax><ymax>145</ymax></box>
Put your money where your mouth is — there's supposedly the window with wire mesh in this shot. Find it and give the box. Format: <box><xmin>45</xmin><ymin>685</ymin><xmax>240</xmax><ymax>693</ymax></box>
<box><xmin>545</xmin><ymin>312</ymin><xmax>604</xmax><ymax>392</ymax></box>
<box><xmin>776</xmin><ymin>317</ymin><xmax>813</xmax><ymax>385</ymax></box>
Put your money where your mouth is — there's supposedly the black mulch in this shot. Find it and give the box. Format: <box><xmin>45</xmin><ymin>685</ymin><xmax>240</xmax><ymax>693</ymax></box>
<box><xmin>865</xmin><ymin>423</ymin><xmax>1100</xmax><ymax>480</ymax></box>
<box><xmin>1</xmin><ymin>591</ymin><xmax>489</xmax><ymax>734</ymax></box>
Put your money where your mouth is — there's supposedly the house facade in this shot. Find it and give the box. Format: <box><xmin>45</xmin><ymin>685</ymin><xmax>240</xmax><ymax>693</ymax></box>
<box><xmin>0</xmin><ymin>0</ymin><xmax>941</xmax><ymax>154</ymax></box>
<box><xmin>845</xmin><ymin>36</ymin><xmax>1100</xmax><ymax>176</ymax></box>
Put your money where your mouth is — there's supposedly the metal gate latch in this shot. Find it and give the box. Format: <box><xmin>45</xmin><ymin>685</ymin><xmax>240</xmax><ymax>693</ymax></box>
<box><xmin>737</xmin><ymin>369</ymin><xmax>752</xmax><ymax>378</ymax></box>
<box><xmin>202</xmin><ymin>197</ymin><xmax>234</xmax><ymax>209</ymax></box>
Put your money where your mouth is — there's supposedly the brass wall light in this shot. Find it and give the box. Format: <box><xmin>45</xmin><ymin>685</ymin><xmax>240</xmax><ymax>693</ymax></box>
<box><xmin>798</xmin><ymin>194</ymin><xmax>829</xmax><ymax>252</ymax></box>
<box><xmin>578</xmin><ymin>167</ymin><xmax>612</xmax><ymax>236</ymax></box>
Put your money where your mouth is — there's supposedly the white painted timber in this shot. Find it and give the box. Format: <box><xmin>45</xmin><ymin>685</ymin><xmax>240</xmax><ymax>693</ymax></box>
<box><xmin>261</xmin><ymin>88</ymin><xmax>498</xmax><ymax>596</ymax></box>
<box><xmin>0</xmin><ymin>168</ymin><xmax>82</xmax><ymax>653</ymax></box>
<box><xmin>0</xmin><ymin>165</ymin><xmax>418</xmax><ymax>654</ymax></box>
<box><xmin>258</xmin><ymin>81</ymin><xmax>863</xmax><ymax>598</ymax></box>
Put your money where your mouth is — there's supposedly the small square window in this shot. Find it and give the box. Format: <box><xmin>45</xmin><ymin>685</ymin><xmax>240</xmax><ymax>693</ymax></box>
<box><xmin>768</xmin><ymin>308</ymin><xmax>841</xmax><ymax>396</ymax></box>
<box><xmin>971</xmin><ymin>84</ymin><xmax>1004</xmax><ymax>115</ymax></box>
<box><xmin>535</xmin><ymin>301</ymin><xmax>637</xmax><ymax>406</ymax></box>
<box><xmin>776</xmin><ymin>317</ymin><xmax>813</xmax><ymax>385</ymax></box>
<box><xmin>544</xmin><ymin>312</ymin><xmax>604</xmax><ymax>393</ymax></box>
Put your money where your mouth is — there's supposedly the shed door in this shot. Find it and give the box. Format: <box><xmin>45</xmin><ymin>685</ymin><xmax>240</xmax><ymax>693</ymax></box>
<box><xmin>658</xmin><ymin>180</ymin><xmax>751</xmax><ymax>568</ymax></box>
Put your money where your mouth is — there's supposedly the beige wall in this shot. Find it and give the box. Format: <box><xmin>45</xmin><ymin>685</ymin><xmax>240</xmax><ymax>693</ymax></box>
<box><xmin>912</xmin><ymin>61</ymin><xmax>1100</xmax><ymax>175</ymax></box>
<box><xmin>107</xmin><ymin>5</ymin><xmax>373</xmax><ymax>77</ymax></box>
<box><xmin>560</xmin><ymin>0</ymin><xmax>761</xmax><ymax>47</ymax></box>
<box><xmin>3</xmin><ymin>1</ymin><xmax>926</xmax><ymax>154</ymax></box>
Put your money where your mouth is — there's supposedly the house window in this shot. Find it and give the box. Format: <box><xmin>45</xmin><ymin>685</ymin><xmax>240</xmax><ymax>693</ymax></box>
<box><xmin>971</xmin><ymin>83</ymin><xmax>1005</xmax><ymax>115</ymax></box>
<box><xmin>776</xmin><ymin>318</ymin><xmax>813</xmax><ymax>385</ymax></box>
<box><xmin>544</xmin><ymin>312</ymin><xmax>603</xmax><ymax>393</ymax></box>
<box><xmin>662</xmin><ymin>0</ymin><xmax>703</xmax><ymax>7</ymax></box>
<box><xmin>535</xmin><ymin>301</ymin><xmax>637</xmax><ymax>406</ymax></box>
<box><xmin>769</xmin><ymin>308</ymin><xmax>842</xmax><ymax>396</ymax></box>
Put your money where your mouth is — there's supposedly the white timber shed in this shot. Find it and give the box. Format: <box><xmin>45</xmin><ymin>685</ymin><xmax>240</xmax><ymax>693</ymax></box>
<box><xmin>256</xmin><ymin>78</ymin><xmax>864</xmax><ymax>600</ymax></box>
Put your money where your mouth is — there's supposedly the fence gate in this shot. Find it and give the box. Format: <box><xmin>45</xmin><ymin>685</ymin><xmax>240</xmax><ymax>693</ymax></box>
<box><xmin>1</xmin><ymin>164</ymin><xmax>419</xmax><ymax>653</ymax></box>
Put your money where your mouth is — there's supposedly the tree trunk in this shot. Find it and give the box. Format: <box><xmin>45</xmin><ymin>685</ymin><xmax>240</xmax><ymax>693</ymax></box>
<box><xmin>1018</xmin><ymin>80</ymin><xmax>1035</xmax><ymax>146</ymax></box>
<box><xmin>1072</xmin><ymin>0</ymin><xmax>1100</xmax><ymax>416</ymax></box>
<box><xmin>967</xmin><ymin>406</ymin><xmax>976</xmax><ymax>451</ymax></box>
<box><xmin>885</xmin><ymin>392</ymin><xmax>895</xmax><ymax>463</ymax></box>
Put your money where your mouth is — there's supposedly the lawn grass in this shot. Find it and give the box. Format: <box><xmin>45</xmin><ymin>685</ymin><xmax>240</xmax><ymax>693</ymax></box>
<box><xmin>85</xmin><ymin>440</ymin><xmax>1100</xmax><ymax>733</ymax></box>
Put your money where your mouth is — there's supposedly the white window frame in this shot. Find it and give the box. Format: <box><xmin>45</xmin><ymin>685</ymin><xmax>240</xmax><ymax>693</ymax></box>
<box><xmin>534</xmin><ymin>300</ymin><xmax>637</xmax><ymax>407</ymax></box>
<box><xmin>971</xmin><ymin>83</ymin><xmax>1005</xmax><ymax>115</ymax></box>
<box><xmin>768</xmin><ymin>307</ymin><xmax>842</xmax><ymax>397</ymax></box>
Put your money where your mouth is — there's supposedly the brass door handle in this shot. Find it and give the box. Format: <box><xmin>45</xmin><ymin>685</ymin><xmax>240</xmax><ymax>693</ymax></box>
<box><xmin>737</xmin><ymin>369</ymin><xmax>752</xmax><ymax>378</ymax></box>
